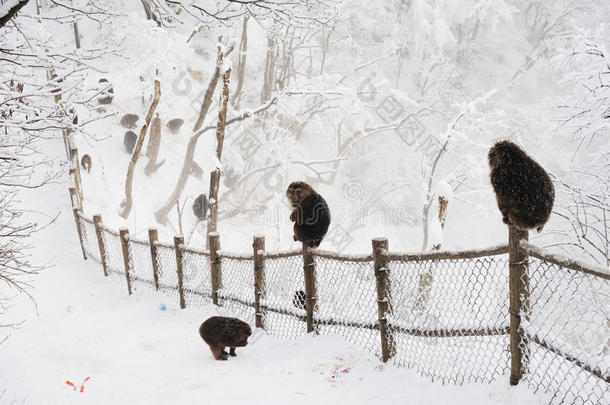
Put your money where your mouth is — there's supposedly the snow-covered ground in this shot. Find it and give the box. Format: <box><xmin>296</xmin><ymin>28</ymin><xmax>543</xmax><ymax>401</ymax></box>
<box><xmin>0</xmin><ymin>174</ymin><xmax>547</xmax><ymax>404</ymax></box>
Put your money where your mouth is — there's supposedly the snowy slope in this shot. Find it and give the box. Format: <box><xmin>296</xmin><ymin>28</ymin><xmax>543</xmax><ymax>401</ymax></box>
<box><xmin>0</xmin><ymin>153</ymin><xmax>546</xmax><ymax>404</ymax></box>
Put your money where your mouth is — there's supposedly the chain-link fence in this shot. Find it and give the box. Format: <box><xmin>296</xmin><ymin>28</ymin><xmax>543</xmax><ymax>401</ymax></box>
<box><xmin>520</xmin><ymin>245</ymin><xmax>610</xmax><ymax>405</ymax></box>
<box><xmin>388</xmin><ymin>253</ymin><xmax>510</xmax><ymax>384</ymax></box>
<box><xmin>74</xmin><ymin>211</ymin><xmax>609</xmax><ymax>403</ymax></box>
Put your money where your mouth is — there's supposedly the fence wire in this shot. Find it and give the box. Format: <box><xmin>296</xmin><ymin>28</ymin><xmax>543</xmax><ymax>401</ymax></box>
<box><xmin>522</xmin><ymin>258</ymin><xmax>610</xmax><ymax>405</ymax></box>
<box><xmin>262</xmin><ymin>254</ymin><xmax>307</xmax><ymax>339</ymax></box>
<box><xmin>75</xmin><ymin>213</ymin><xmax>610</xmax><ymax>403</ymax></box>
<box><xmin>218</xmin><ymin>256</ymin><xmax>255</xmax><ymax>324</ymax></box>
<box><xmin>79</xmin><ymin>216</ymin><xmax>101</xmax><ymax>263</ymax></box>
<box><xmin>315</xmin><ymin>257</ymin><xmax>380</xmax><ymax>356</ymax></box>
<box><xmin>182</xmin><ymin>249</ymin><xmax>212</xmax><ymax>307</ymax></box>
<box><xmin>389</xmin><ymin>255</ymin><xmax>510</xmax><ymax>384</ymax></box>
<box><xmin>100</xmin><ymin>227</ymin><xmax>127</xmax><ymax>287</ymax></box>
<box><xmin>128</xmin><ymin>238</ymin><xmax>157</xmax><ymax>293</ymax></box>
<box><xmin>155</xmin><ymin>244</ymin><xmax>181</xmax><ymax>303</ymax></box>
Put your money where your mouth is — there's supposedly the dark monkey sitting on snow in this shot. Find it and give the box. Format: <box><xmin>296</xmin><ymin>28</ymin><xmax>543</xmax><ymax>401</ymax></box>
<box><xmin>488</xmin><ymin>140</ymin><xmax>555</xmax><ymax>232</ymax></box>
<box><xmin>286</xmin><ymin>182</ymin><xmax>331</xmax><ymax>248</ymax></box>
<box><xmin>199</xmin><ymin>316</ymin><xmax>252</xmax><ymax>360</ymax></box>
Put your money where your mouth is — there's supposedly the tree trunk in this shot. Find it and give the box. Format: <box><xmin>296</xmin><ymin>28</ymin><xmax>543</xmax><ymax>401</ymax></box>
<box><xmin>155</xmin><ymin>43</ymin><xmax>231</xmax><ymax>224</ymax></box>
<box><xmin>193</xmin><ymin>43</ymin><xmax>224</xmax><ymax>132</ymax></box>
<box><xmin>232</xmin><ymin>16</ymin><xmax>249</xmax><ymax>109</ymax></box>
<box><xmin>261</xmin><ymin>35</ymin><xmax>276</xmax><ymax>102</ymax></box>
<box><xmin>144</xmin><ymin>114</ymin><xmax>164</xmax><ymax>175</ymax></box>
<box><xmin>120</xmin><ymin>80</ymin><xmax>161</xmax><ymax>218</ymax></box>
<box><xmin>207</xmin><ymin>67</ymin><xmax>232</xmax><ymax>235</ymax></box>
<box><xmin>417</xmin><ymin>196</ymin><xmax>449</xmax><ymax>311</ymax></box>
<box><xmin>0</xmin><ymin>0</ymin><xmax>29</xmax><ymax>29</ymax></box>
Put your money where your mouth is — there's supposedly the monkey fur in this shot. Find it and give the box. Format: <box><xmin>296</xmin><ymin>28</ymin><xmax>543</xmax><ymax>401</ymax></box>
<box><xmin>80</xmin><ymin>154</ymin><xmax>92</xmax><ymax>174</ymax></box>
<box><xmin>167</xmin><ymin>118</ymin><xmax>184</xmax><ymax>134</ymax></box>
<box><xmin>488</xmin><ymin>140</ymin><xmax>554</xmax><ymax>232</ymax></box>
<box><xmin>286</xmin><ymin>182</ymin><xmax>331</xmax><ymax>248</ymax></box>
<box><xmin>192</xmin><ymin>194</ymin><xmax>209</xmax><ymax>220</ymax></box>
<box><xmin>199</xmin><ymin>316</ymin><xmax>252</xmax><ymax>361</ymax></box>
<box><xmin>120</xmin><ymin>113</ymin><xmax>139</xmax><ymax>129</ymax></box>
<box><xmin>124</xmin><ymin>130</ymin><xmax>137</xmax><ymax>154</ymax></box>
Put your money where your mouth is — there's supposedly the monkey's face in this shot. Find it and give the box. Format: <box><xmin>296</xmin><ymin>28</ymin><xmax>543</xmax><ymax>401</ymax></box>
<box><xmin>234</xmin><ymin>325</ymin><xmax>252</xmax><ymax>347</ymax></box>
<box><xmin>286</xmin><ymin>182</ymin><xmax>313</xmax><ymax>207</ymax></box>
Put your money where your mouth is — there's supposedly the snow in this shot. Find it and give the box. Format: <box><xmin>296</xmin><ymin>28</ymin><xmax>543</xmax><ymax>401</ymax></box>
<box><xmin>2</xmin><ymin>2</ymin><xmax>608</xmax><ymax>403</ymax></box>
<box><xmin>0</xmin><ymin>0</ymin><xmax>20</xmax><ymax>20</ymax></box>
<box><xmin>223</xmin><ymin>57</ymin><xmax>233</xmax><ymax>73</ymax></box>
<box><xmin>0</xmin><ymin>141</ymin><xmax>546</xmax><ymax>404</ymax></box>
<box><xmin>0</xmin><ymin>211</ymin><xmax>545</xmax><ymax>405</ymax></box>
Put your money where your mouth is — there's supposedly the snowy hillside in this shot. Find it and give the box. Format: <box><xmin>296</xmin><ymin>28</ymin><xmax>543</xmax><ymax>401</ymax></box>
<box><xmin>0</xmin><ymin>172</ymin><xmax>546</xmax><ymax>404</ymax></box>
<box><xmin>1</xmin><ymin>1</ymin><xmax>609</xmax><ymax>404</ymax></box>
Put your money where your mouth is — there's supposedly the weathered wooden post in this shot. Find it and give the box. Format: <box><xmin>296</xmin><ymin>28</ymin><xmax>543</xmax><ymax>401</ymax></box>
<box><xmin>302</xmin><ymin>244</ymin><xmax>317</xmax><ymax>334</ymax></box>
<box><xmin>373</xmin><ymin>237</ymin><xmax>395</xmax><ymax>362</ymax></box>
<box><xmin>148</xmin><ymin>228</ymin><xmax>160</xmax><ymax>290</ymax></box>
<box><xmin>253</xmin><ymin>235</ymin><xmax>266</xmax><ymax>328</ymax></box>
<box><xmin>68</xmin><ymin>169</ymin><xmax>79</xmax><ymax>207</ymax></box>
<box><xmin>119</xmin><ymin>228</ymin><xmax>133</xmax><ymax>295</ymax></box>
<box><xmin>69</xmin><ymin>187</ymin><xmax>79</xmax><ymax>209</ymax></box>
<box><xmin>208</xmin><ymin>232</ymin><xmax>222</xmax><ymax>305</ymax></box>
<box><xmin>508</xmin><ymin>226</ymin><xmax>530</xmax><ymax>385</ymax></box>
<box><xmin>69</xmin><ymin>147</ymin><xmax>83</xmax><ymax>202</ymax></box>
<box><xmin>93</xmin><ymin>214</ymin><xmax>108</xmax><ymax>276</ymax></box>
<box><xmin>71</xmin><ymin>206</ymin><xmax>87</xmax><ymax>260</ymax></box>
<box><xmin>174</xmin><ymin>235</ymin><xmax>186</xmax><ymax>309</ymax></box>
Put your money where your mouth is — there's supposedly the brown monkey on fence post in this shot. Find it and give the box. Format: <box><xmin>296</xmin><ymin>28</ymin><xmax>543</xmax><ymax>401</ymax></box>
<box><xmin>488</xmin><ymin>140</ymin><xmax>554</xmax><ymax>232</ymax></box>
<box><xmin>286</xmin><ymin>182</ymin><xmax>331</xmax><ymax>248</ymax></box>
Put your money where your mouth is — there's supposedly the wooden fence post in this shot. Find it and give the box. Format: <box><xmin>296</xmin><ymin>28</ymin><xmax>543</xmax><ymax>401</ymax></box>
<box><xmin>72</xmin><ymin>206</ymin><xmax>87</xmax><ymax>260</ymax></box>
<box><xmin>148</xmin><ymin>228</ymin><xmax>160</xmax><ymax>290</ymax></box>
<box><xmin>69</xmin><ymin>186</ymin><xmax>79</xmax><ymax>209</ymax></box>
<box><xmin>253</xmin><ymin>235</ymin><xmax>266</xmax><ymax>329</ymax></box>
<box><xmin>208</xmin><ymin>232</ymin><xmax>222</xmax><ymax>305</ymax></box>
<box><xmin>373</xmin><ymin>237</ymin><xmax>395</xmax><ymax>362</ymax></box>
<box><xmin>119</xmin><ymin>228</ymin><xmax>133</xmax><ymax>295</ymax></box>
<box><xmin>509</xmin><ymin>225</ymin><xmax>530</xmax><ymax>385</ymax></box>
<box><xmin>302</xmin><ymin>244</ymin><xmax>317</xmax><ymax>334</ymax></box>
<box><xmin>93</xmin><ymin>214</ymin><xmax>108</xmax><ymax>276</ymax></box>
<box><xmin>174</xmin><ymin>235</ymin><xmax>186</xmax><ymax>309</ymax></box>
<box><xmin>69</xmin><ymin>147</ymin><xmax>83</xmax><ymax>202</ymax></box>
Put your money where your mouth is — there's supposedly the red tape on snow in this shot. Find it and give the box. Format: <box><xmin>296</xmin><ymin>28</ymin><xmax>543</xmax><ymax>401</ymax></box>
<box><xmin>66</xmin><ymin>377</ymin><xmax>91</xmax><ymax>393</ymax></box>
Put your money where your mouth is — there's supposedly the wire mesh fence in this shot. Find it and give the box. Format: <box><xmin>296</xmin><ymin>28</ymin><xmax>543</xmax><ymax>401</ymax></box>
<box><xmin>262</xmin><ymin>253</ymin><xmax>308</xmax><ymax>339</ymax></box>
<box><xmin>521</xmin><ymin>255</ymin><xmax>610</xmax><ymax>405</ymax></box>
<box><xmin>388</xmin><ymin>255</ymin><xmax>510</xmax><ymax>384</ymax></box>
<box><xmin>182</xmin><ymin>247</ymin><xmax>212</xmax><ymax>307</ymax></box>
<box><xmin>315</xmin><ymin>256</ymin><xmax>380</xmax><ymax>357</ymax></box>
<box><xmin>72</xmin><ymin>211</ymin><xmax>610</xmax><ymax>403</ymax></box>
<box><xmin>217</xmin><ymin>255</ymin><xmax>256</xmax><ymax>324</ymax></box>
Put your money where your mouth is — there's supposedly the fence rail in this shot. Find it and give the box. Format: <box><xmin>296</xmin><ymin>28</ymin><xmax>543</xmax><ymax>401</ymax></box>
<box><xmin>71</xmin><ymin>209</ymin><xmax>610</xmax><ymax>404</ymax></box>
<box><xmin>66</xmin><ymin>138</ymin><xmax>609</xmax><ymax>405</ymax></box>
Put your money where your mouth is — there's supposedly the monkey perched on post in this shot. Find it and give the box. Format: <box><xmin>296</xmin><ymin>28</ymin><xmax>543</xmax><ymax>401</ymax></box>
<box><xmin>286</xmin><ymin>182</ymin><xmax>331</xmax><ymax>248</ymax></box>
<box><xmin>199</xmin><ymin>316</ymin><xmax>252</xmax><ymax>360</ymax></box>
<box><xmin>488</xmin><ymin>140</ymin><xmax>554</xmax><ymax>232</ymax></box>
<box><xmin>80</xmin><ymin>154</ymin><xmax>91</xmax><ymax>173</ymax></box>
